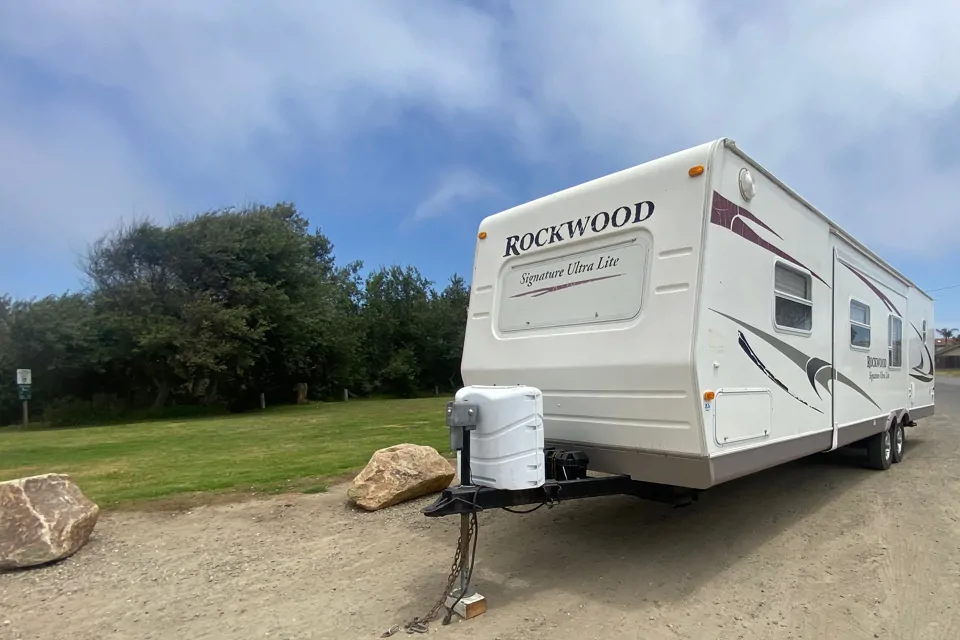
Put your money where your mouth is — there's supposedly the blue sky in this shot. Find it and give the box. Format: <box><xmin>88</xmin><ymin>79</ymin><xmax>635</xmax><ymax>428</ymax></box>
<box><xmin>1</xmin><ymin>1</ymin><xmax>959</xmax><ymax>329</ymax></box>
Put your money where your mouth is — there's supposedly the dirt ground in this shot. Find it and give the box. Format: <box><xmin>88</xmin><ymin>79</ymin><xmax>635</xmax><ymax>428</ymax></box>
<box><xmin>4</xmin><ymin>384</ymin><xmax>960</xmax><ymax>640</ymax></box>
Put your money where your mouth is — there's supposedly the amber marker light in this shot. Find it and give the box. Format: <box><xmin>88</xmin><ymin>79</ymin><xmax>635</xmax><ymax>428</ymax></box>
<box><xmin>478</xmin><ymin>231</ymin><xmax>487</xmax><ymax>239</ymax></box>
<box><xmin>704</xmin><ymin>391</ymin><xmax>715</xmax><ymax>401</ymax></box>
<box><xmin>689</xmin><ymin>165</ymin><xmax>705</xmax><ymax>177</ymax></box>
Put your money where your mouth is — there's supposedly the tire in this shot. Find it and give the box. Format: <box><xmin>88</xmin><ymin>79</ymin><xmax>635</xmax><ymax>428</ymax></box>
<box><xmin>892</xmin><ymin>420</ymin><xmax>905</xmax><ymax>464</ymax></box>
<box><xmin>866</xmin><ymin>426</ymin><xmax>893</xmax><ymax>470</ymax></box>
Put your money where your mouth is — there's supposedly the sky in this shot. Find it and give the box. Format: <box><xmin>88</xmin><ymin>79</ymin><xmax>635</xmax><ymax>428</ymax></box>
<box><xmin>1</xmin><ymin>0</ymin><xmax>959</xmax><ymax>329</ymax></box>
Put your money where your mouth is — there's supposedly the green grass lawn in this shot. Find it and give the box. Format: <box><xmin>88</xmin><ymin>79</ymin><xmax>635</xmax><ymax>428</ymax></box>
<box><xmin>0</xmin><ymin>398</ymin><xmax>450</xmax><ymax>507</ymax></box>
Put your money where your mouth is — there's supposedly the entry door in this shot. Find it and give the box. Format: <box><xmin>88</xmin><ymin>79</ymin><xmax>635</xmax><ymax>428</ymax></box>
<box><xmin>830</xmin><ymin>246</ymin><xmax>837</xmax><ymax>432</ymax></box>
<box><xmin>831</xmin><ymin>237</ymin><xmax>908</xmax><ymax>430</ymax></box>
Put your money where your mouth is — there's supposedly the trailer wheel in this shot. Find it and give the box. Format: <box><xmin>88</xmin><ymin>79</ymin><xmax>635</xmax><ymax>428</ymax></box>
<box><xmin>866</xmin><ymin>426</ymin><xmax>893</xmax><ymax>470</ymax></box>
<box><xmin>891</xmin><ymin>420</ymin><xmax>905</xmax><ymax>464</ymax></box>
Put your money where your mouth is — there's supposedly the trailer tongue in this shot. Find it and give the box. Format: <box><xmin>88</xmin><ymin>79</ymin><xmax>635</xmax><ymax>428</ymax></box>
<box><xmin>426</xmin><ymin>385</ymin><xmax>699</xmax><ymax>519</ymax></box>
<box><xmin>422</xmin><ymin>472</ymin><xmax>696</xmax><ymax>517</ymax></box>
<box><xmin>422</xmin><ymin>449</ymin><xmax>698</xmax><ymax>518</ymax></box>
<box><xmin>401</xmin><ymin>386</ymin><xmax>697</xmax><ymax>634</ymax></box>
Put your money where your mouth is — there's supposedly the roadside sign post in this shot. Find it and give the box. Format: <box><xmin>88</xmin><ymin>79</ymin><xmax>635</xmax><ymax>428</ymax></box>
<box><xmin>16</xmin><ymin>369</ymin><xmax>31</xmax><ymax>428</ymax></box>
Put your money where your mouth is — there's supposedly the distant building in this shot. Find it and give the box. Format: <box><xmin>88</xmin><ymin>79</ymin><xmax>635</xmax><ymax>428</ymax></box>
<box><xmin>936</xmin><ymin>342</ymin><xmax>960</xmax><ymax>370</ymax></box>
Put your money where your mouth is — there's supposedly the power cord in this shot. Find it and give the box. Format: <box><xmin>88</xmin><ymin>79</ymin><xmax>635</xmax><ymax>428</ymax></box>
<box><xmin>501</xmin><ymin>502</ymin><xmax>547</xmax><ymax>514</ymax></box>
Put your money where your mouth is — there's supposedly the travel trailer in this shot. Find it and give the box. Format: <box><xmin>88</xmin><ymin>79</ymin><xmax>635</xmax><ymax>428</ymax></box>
<box><xmin>418</xmin><ymin>141</ymin><xmax>936</xmax><ymax>627</ymax></box>
<box><xmin>427</xmin><ymin>137</ymin><xmax>935</xmax><ymax>520</ymax></box>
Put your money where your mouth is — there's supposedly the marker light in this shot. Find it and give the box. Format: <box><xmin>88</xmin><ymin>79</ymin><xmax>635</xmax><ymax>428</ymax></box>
<box><xmin>688</xmin><ymin>165</ymin><xmax>705</xmax><ymax>177</ymax></box>
<box><xmin>703</xmin><ymin>391</ymin><xmax>715</xmax><ymax>401</ymax></box>
<box><xmin>478</xmin><ymin>231</ymin><xmax>487</xmax><ymax>239</ymax></box>
<box><xmin>738</xmin><ymin>168</ymin><xmax>756</xmax><ymax>200</ymax></box>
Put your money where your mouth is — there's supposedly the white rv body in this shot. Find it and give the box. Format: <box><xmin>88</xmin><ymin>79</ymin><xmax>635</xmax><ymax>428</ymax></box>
<box><xmin>461</xmin><ymin>138</ymin><xmax>935</xmax><ymax>490</ymax></box>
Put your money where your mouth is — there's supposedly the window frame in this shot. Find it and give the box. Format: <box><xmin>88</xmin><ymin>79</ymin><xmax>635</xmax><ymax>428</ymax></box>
<box><xmin>888</xmin><ymin>314</ymin><xmax>903</xmax><ymax>368</ymax></box>
<box><xmin>772</xmin><ymin>261</ymin><xmax>814</xmax><ymax>336</ymax></box>
<box><xmin>497</xmin><ymin>236</ymin><xmax>650</xmax><ymax>334</ymax></box>
<box><xmin>849</xmin><ymin>297</ymin><xmax>872</xmax><ymax>351</ymax></box>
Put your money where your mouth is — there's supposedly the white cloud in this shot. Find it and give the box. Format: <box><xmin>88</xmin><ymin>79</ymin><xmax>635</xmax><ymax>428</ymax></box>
<box><xmin>1</xmin><ymin>0</ymin><xmax>959</xmax><ymax>262</ymax></box>
<box><xmin>412</xmin><ymin>170</ymin><xmax>502</xmax><ymax>222</ymax></box>
<box><xmin>0</xmin><ymin>0</ymin><xmax>510</xmax><ymax>263</ymax></box>
<box><xmin>506</xmin><ymin>0</ymin><xmax>960</xmax><ymax>253</ymax></box>
<box><xmin>0</xmin><ymin>80</ymin><xmax>172</xmax><ymax>258</ymax></box>
<box><xmin>0</xmin><ymin>1</ymin><xmax>505</xmax><ymax>159</ymax></box>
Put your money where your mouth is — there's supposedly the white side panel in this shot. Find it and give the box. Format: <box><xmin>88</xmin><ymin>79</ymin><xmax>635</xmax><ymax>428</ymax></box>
<box><xmin>462</xmin><ymin>141</ymin><xmax>716</xmax><ymax>462</ymax></box>
<box><xmin>831</xmin><ymin>239</ymin><xmax>908</xmax><ymax>427</ymax></box>
<box><xmin>696</xmin><ymin>147</ymin><xmax>834</xmax><ymax>457</ymax></box>
<box><xmin>905</xmin><ymin>288</ymin><xmax>935</xmax><ymax>412</ymax></box>
<box><xmin>695</xmin><ymin>140</ymin><xmax>931</xmax><ymax>474</ymax></box>
<box><xmin>713</xmin><ymin>388</ymin><xmax>772</xmax><ymax>445</ymax></box>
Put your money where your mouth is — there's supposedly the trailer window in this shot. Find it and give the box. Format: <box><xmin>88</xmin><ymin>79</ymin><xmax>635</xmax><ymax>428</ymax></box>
<box><xmin>850</xmin><ymin>300</ymin><xmax>871</xmax><ymax>348</ymax></box>
<box><xmin>889</xmin><ymin>315</ymin><xmax>902</xmax><ymax>367</ymax></box>
<box><xmin>774</xmin><ymin>264</ymin><xmax>812</xmax><ymax>332</ymax></box>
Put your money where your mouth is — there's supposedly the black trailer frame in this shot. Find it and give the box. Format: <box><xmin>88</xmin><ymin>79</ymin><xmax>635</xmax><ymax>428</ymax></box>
<box><xmin>423</xmin><ymin>472</ymin><xmax>697</xmax><ymax>517</ymax></box>
<box><xmin>425</xmin><ymin>398</ymin><xmax>699</xmax><ymax>519</ymax></box>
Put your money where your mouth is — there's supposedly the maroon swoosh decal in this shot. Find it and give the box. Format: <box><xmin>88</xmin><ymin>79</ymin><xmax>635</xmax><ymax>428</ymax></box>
<box><xmin>511</xmin><ymin>273</ymin><xmax>623</xmax><ymax>298</ymax></box>
<box><xmin>712</xmin><ymin>191</ymin><xmax>783</xmax><ymax>240</ymax></box>
<box><xmin>711</xmin><ymin>191</ymin><xmax>829</xmax><ymax>288</ymax></box>
<box><xmin>841</xmin><ymin>262</ymin><xmax>901</xmax><ymax>317</ymax></box>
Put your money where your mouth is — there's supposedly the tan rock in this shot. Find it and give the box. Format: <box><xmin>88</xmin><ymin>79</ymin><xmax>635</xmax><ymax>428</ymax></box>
<box><xmin>0</xmin><ymin>473</ymin><xmax>100</xmax><ymax>570</ymax></box>
<box><xmin>347</xmin><ymin>443</ymin><xmax>455</xmax><ymax>511</ymax></box>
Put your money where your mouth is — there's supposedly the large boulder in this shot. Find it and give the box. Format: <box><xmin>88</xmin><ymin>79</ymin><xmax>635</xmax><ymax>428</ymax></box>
<box><xmin>0</xmin><ymin>473</ymin><xmax>100</xmax><ymax>570</ymax></box>
<box><xmin>348</xmin><ymin>444</ymin><xmax>456</xmax><ymax>511</ymax></box>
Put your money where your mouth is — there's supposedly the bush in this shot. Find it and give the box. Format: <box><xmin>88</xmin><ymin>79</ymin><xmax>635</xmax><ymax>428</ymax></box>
<box><xmin>41</xmin><ymin>395</ymin><xmax>229</xmax><ymax>428</ymax></box>
<box><xmin>42</xmin><ymin>394</ymin><xmax>126</xmax><ymax>427</ymax></box>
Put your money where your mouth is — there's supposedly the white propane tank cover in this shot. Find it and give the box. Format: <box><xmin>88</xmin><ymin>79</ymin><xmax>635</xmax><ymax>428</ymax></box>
<box><xmin>455</xmin><ymin>385</ymin><xmax>545</xmax><ymax>491</ymax></box>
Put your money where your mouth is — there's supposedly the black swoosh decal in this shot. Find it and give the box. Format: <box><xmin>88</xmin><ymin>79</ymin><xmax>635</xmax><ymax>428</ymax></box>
<box><xmin>712</xmin><ymin>310</ymin><xmax>810</xmax><ymax>372</ymax></box>
<box><xmin>909</xmin><ymin>322</ymin><xmax>934</xmax><ymax>383</ymax></box>
<box><xmin>814</xmin><ymin>366</ymin><xmax>834</xmax><ymax>396</ymax></box>
<box><xmin>739</xmin><ymin>331</ymin><xmax>823</xmax><ymax>414</ymax></box>
<box><xmin>711</xmin><ymin>309</ymin><xmax>881</xmax><ymax>411</ymax></box>
<box><xmin>738</xmin><ymin>331</ymin><xmax>788</xmax><ymax>393</ymax></box>
<box><xmin>832</xmin><ymin>371</ymin><xmax>880</xmax><ymax>411</ymax></box>
<box><xmin>805</xmin><ymin>357</ymin><xmax>832</xmax><ymax>399</ymax></box>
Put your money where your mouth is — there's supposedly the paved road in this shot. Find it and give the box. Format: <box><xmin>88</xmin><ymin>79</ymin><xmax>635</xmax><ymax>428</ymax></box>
<box><xmin>935</xmin><ymin>377</ymin><xmax>960</xmax><ymax>418</ymax></box>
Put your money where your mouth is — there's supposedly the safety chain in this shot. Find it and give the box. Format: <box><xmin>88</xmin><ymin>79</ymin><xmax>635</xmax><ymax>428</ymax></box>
<box><xmin>382</xmin><ymin>515</ymin><xmax>478</xmax><ymax>636</ymax></box>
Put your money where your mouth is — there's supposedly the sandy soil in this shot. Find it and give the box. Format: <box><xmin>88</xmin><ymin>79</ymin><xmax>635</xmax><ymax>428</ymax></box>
<box><xmin>3</xmin><ymin>391</ymin><xmax>960</xmax><ymax>640</ymax></box>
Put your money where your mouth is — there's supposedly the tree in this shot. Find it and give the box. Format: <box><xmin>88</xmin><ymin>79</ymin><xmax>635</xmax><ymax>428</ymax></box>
<box><xmin>0</xmin><ymin>200</ymin><xmax>471</xmax><ymax>424</ymax></box>
<box><xmin>420</xmin><ymin>274</ymin><xmax>470</xmax><ymax>392</ymax></box>
<box><xmin>937</xmin><ymin>328</ymin><xmax>959</xmax><ymax>341</ymax></box>
<box><xmin>0</xmin><ymin>293</ymin><xmax>103</xmax><ymax>421</ymax></box>
<box><xmin>79</xmin><ymin>203</ymin><xmax>385</xmax><ymax>410</ymax></box>
<box><xmin>360</xmin><ymin>265</ymin><xmax>434</xmax><ymax>397</ymax></box>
